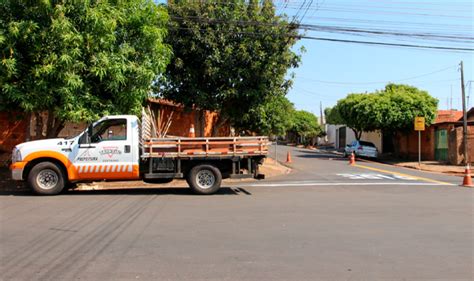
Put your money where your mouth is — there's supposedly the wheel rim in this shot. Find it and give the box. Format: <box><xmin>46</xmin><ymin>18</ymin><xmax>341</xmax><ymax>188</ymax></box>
<box><xmin>36</xmin><ymin>169</ymin><xmax>59</xmax><ymax>190</ymax></box>
<box><xmin>196</xmin><ymin>169</ymin><xmax>215</xmax><ymax>189</ymax></box>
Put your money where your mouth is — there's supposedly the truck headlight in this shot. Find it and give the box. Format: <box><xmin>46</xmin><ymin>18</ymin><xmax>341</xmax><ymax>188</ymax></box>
<box><xmin>12</xmin><ymin>148</ymin><xmax>22</xmax><ymax>163</ymax></box>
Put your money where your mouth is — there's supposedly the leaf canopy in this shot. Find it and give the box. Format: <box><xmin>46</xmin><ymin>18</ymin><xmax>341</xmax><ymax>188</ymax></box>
<box><xmin>160</xmin><ymin>0</ymin><xmax>301</xmax><ymax>132</ymax></box>
<box><xmin>0</xmin><ymin>0</ymin><xmax>171</xmax><ymax>123</ymax></box>
<box><xmin>327</xmin><ymin>84</ymin><xmax>438</xmax><ymax>139</ymax></box>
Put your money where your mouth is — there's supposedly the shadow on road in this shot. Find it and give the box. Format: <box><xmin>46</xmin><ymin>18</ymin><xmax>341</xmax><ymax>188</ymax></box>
<box><xmin>0</xmin><ymin>187</ymin><xmax>252</xmax><ymax>197</ymax></box>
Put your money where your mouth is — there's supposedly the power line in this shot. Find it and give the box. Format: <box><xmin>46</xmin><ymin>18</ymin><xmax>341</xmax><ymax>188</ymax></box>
<box><xmin>298</xmin><ymin>36</ymin><xmax>474</xmax><ymax>52</ymax></box>
<box><xmin>170</xmin><ymin>24</ymin><xmax>474</xmax><ymax>52</ymax></box>
<box><xmin>170</xmin><ymin>15</ymin><xmax>473</xmax><ymax>44</ymax></box>
<box><xmin>299</xmin><ymin>24</ymin><xmax>474</xmax><ymax>41</ymax></box>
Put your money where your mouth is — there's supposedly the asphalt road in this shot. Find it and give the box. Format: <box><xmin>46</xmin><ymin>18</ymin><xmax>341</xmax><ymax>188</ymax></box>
<box><xmin>1</xmin><ymin>146</ymin><xmax>473</xmax><ymax>281</ymax></box>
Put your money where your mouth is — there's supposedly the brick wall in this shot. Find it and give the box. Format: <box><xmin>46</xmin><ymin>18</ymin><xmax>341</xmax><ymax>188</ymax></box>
<box><xmin>449</xmin><ymin>126</ymin><xmax>474</xmax><ymax>165</ymax></box>
<box><xmin>148</xmin><ymin>101</ymin><xmax>230</xmax><ymax>137</ymax></box>
<box><xmin>395</xmin><ymin>127</ymin><xmax>436</xmax><ymax>160</ymax></box>
<box><xmin>0</xmin><ymin>112</ymin><xmax>28</xmax><ymax>153</ymax></box>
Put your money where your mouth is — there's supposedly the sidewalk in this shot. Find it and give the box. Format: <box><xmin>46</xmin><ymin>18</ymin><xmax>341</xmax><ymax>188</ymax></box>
<box><xmin>317</xmin><ymin>146</ymin><xmax>472</xmax><ymax>177</ymax></box>
<box><xmin>389</xmin><ymin>161</ymin><xmax>471</xmax><ymax>176</ymax></box>
<box><xmin>0</xmin><ymin>158</ymin><xmax>291</xmax><ymax>192</ymax></box>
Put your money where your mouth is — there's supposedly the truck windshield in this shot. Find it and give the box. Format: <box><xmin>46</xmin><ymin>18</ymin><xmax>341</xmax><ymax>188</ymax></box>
<box><xmin>91</xmin><ymin>119</ymin><xmax>127</xmax><ymax>142</ymax></box>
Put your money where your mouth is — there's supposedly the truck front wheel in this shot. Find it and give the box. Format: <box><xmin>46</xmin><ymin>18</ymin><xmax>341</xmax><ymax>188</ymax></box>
<box><xmin>187</xmin><ymin>164</ymin><xmax>222</xmax><ymax>195</ymax></box>
<box><xmin>28</xmin><ymin>162</ymin><xmax>66</xmax><ymax>195</ymax></box>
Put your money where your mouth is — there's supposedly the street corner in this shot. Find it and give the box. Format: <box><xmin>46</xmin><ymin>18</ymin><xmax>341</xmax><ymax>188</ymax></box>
<box><xmin>259</xmin><ymin>157</ymin><xmax>292</xmax><ymax>177</ymax></box>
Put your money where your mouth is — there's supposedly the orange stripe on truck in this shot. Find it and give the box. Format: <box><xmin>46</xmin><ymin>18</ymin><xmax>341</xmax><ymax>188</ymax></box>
<box><xmin>74</xmin><ymin>164</ymin><xmax>139</xmax><ymax>180</ymax></box>
<box><xmin>22</xmin><ymin>151</ymin><xmax>140</xmax><ymax>181</ymax></box>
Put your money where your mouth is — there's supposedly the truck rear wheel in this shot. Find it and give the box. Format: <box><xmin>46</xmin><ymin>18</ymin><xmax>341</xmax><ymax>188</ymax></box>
<box><xmin>28</xmin><ymin>162</ymin><xmax>65</xmax><ymax>195</ymax></box>
<box><xmin>187</xmin><ymin>164</ymin><xmax>222</xmax><ymax>195</ymax></box>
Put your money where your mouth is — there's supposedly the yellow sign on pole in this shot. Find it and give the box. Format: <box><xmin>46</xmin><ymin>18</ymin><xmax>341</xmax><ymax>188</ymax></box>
<box><xmin>414</xmin><ymin>117</ymin><xmax>425</xmax><ymax>131</ymax></box>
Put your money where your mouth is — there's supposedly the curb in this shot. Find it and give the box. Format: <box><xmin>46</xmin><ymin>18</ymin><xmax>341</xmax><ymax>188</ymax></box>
<box><xmin>316</xmin><ymin>147</ymin><xmax>467</xmax><ymax>177</ymax></box>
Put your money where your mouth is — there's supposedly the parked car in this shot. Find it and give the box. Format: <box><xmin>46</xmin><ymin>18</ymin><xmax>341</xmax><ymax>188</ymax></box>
<box><xmin>344</xmin><ymin>140</ymin><xmax>378</xmax><ymax>158</ymax></box>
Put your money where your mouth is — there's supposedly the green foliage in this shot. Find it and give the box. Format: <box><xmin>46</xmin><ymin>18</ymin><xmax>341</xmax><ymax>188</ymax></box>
<box><xmin>325</xmin><ymin>107</ymin><xmax>343</xmax><ymax>125</ymax></box>
<box><xmin>378</xmin><ymin>83</ymin><xmax>438</xmax><ymax>131</ymax></box>
<box><xmin>0</xmin><ymin>0</ymin><xmax>171</xmax><ymax>135</ymax></box>
<box><xmin>330</xmin><ymin>84</ymin><xmax>438</xmax><ymax>139</ymax></box>
<box><xmin>240</xmin><ymin>94</ymin><xmax>295</xmax><ymax>136</ymax></box>
<box><xmin>290</xmin><ymin>110</ymin><xmax>323</xmax><ymax>139</ymax></box>
<box><xmin>161</xmin><ymin>0</ymin><xmax>301</xmax><ymax>134</ymax></box>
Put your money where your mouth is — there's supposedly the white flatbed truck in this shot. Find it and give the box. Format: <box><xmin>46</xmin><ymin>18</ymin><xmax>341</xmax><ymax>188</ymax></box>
<box><xmin>10</xmin><ymin>115</ymin><xmax>268</xmax><ymax>195</ymax></box>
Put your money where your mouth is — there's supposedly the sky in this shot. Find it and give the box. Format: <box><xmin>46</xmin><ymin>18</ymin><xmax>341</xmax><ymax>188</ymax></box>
<box><xmin>159</xmin><ymin>0</ymin><xmax>473</xmax><ymax>114</ymax></box>
<box><xmin>277</xmin><ymin>0</ymin><xmax>474</xmax><ymax>115</ymax></box>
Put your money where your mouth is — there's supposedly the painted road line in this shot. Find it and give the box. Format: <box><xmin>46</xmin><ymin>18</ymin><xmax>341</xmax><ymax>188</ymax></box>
<box><xmin>245</xmin><ymin>182</ymin><xmax>448</xmax><ymax>187</ymax></box>
<box><xmin>353</xmin><ymin>164</ymin><xmax>454</xmax><ymax>186</ymax></box>
<box><xmin>337</xmin><ymin>173</ymin><xmax>416</xmax><ymax>180</ymax></box>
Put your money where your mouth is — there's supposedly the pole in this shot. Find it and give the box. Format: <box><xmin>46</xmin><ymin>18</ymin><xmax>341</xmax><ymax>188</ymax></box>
<box><xmin>274</xmin><ymin>137</ymin><xmax>278</xmax><ymax>163</ymax></box>
<box><xmin>418</xmin><ymin>130</ymin><xmax>421</xmax><ymax>169</ymax></box>
<box><xmin>460</xmin><ymin>61</ymin><xmax>469</xmax><ymax>165</ymax></box>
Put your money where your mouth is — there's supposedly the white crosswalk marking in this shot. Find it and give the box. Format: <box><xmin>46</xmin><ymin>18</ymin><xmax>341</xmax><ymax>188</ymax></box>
<box><xmin>337</xmin><ymin>173</ymin><xmax>416</xmax><ymax>180</ymax></box>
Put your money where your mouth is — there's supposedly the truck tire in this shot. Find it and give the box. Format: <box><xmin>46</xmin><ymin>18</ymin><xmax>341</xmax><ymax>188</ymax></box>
<box><xmin>187</xmin><ymin>164</ymin><xmax>222</xmax><ymax>195</ymax></box>
<box><xmin>27</xmin><ymin>162</ymin><xmax>66</xmax><ymax>195</ymax></box>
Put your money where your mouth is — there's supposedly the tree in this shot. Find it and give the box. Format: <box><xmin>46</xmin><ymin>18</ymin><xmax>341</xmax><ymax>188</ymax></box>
<box><xmin>0</xmin><ymin>0</ymin><xmax>171</xmax><ymax>138</ymax></box>
<box><xmin>161</xmin><ymin>0</ymin><xmax>301</xmax><ymax>135</ymax></box>
<box><xmin>290</xmin><ymin>110</ymin><xmax>323</xmax><ymax>145</ymax></box>
<box><xmin>239</xmin><ymin>94</ymin><xmax>295</xmax><ymax>136</ymax></box>
<box><xmin>325</xmin><ymin>107</ymin><xmax>343</xmax><ymax>125</ymax></box>
<box><xmin>378</xmin><ymin>83</ymin><xmax>438</xmax><ymax>131</ymax></box>
<box><xmin>332</xmin><ymin>93</ymin><xmax>385</xmax><ymax>140</ymax></box>
<box><xmin>328</xmin><ymin>84</ymin><xmax>438</xmax><ymax>140</ymax></box>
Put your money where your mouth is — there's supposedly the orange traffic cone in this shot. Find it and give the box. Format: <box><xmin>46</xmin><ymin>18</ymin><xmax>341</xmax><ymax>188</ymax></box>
<box><xmin>349</xmin><ymin>152</ymin><xmax>355</xmax><ymax>165</ymax></box>
<box><xmin>286</xmin><ymin>151</ymin><xmax>292</xmax><ymax>163</ymax></box>
<box><xmin>188</xmin><ymin>124</ymin><xmax>195</xmax><ymax>138</ymax></box>
<box><xmin>462</xmin><ymin>164</ymin><xmax>473</xmax><ymax>187</ymax></box>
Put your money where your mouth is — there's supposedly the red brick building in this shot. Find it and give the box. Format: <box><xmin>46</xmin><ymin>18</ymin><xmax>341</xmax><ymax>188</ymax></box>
<box><xmin>394</xmin><ymin>109</ymin><xmax>474</xmax><ymax>164</ymax></box>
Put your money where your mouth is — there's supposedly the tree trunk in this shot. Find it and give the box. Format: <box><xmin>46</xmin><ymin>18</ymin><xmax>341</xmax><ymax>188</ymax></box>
<box><xmin>25</xmin><ymin>112</ymin><xmax>32</xmax><ymax>141</ymax></box>
<box><xmin>212</xmin><ymin>115</ymin><xmax>228</xmax><ymax>137</ymax></box>
<box><xmin>43</xmin><ymin>110</ymin><xmax>65</xmax><ymax>138</ymax></box>
<box><xmin>46</xmin><ymin>110</ymin><xmax>54</xmax><ymax>138</ymax></box>
<box><xmin>352</xmin><ymin>129</ymin><xmax>362</xmax><ymax>140</ymax></box>
<box><xmin>392</xmin><ymin>131</ymin><xmax>401</xmax><ymax>158</ymax></box>
<box><xmin>34</xmin><ymin>112</ymin><xmax>43</xmax><ymax>139</ymax></box>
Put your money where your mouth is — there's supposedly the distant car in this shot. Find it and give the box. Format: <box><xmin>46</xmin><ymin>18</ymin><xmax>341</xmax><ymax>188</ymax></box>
<box><xmin>344</xmin><ymin>140</ymin><xmax>378</xmax><ymax>158</ymax></box>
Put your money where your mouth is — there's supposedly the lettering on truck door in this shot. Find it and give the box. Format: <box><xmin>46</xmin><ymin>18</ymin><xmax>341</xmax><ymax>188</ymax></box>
<box><xmin>74</xmin><ymin>118</ymin><xmax>138</xmax><ymax>180</ymax></box>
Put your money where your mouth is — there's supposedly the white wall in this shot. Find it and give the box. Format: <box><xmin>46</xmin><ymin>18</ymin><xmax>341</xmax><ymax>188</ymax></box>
<box><xmin>323</xmin><ymin>124</ymin><xmax>383</xmax><ymax>152</ymax></box>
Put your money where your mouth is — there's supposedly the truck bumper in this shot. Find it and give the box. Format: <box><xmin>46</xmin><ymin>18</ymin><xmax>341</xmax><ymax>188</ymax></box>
<box><xmin>10</xmin><ymin>162</ymin><xmax>26</xmax><ymax>181</ymax></box>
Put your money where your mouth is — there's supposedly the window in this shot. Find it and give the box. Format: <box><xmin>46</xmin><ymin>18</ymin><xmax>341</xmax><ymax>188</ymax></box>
<box><xmin>91</xmin><ymin>119</ymin><xmax>127</xmax><ymax>143</ymax></box>
<box><xmin>359</xmin><ymin>141</ymin><xmax>376</xmax><ymax>147</ymax></box>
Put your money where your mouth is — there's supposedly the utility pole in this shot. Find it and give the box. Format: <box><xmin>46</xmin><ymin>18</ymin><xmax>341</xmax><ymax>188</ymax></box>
<box><xmin>450</xmin><ymin>85</ymin><xmax>453</xmax><ymax>110</ymax></box>
<box><xmin>320</xmin><ymin>101</ymin><xmax>324</xmax><ymax>126</ymax></box>
<box><xmin>460</xmin><ymin>61</ymin><xmax>469</xmax><ymax>165</ymax></box>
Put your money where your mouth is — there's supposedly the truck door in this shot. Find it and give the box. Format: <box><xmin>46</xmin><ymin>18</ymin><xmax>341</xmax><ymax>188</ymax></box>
<box><xmin>74</xmin><ymin>118</ymin><xmax>139</xmax><ymax>180</ymax></box>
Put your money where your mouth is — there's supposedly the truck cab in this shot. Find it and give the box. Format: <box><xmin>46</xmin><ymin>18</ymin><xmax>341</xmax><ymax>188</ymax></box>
<box><xmin>10</xmin><ymin>115</ymin><xmax>141</xmax><ymax>194</ymax></box>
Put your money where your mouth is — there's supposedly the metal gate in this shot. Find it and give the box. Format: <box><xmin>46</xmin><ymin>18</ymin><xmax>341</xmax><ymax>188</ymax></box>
<box><xmin>338</xmin><ymin>127</ymin><xmax>346</xmax><ymax>149</ymax></box>
<box><xmin>435</xmin><ymin>129</ymin><xmax>448</xmax><ymax>161</ymax></box>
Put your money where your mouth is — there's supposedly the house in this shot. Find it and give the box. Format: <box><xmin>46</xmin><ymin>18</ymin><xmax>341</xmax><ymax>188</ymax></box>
<box><xmin>323</xmin><ymin>108</ymin><xmax>474</xmax><ymax>165</ymax></box>
<box><xmin>325</xmin><ymin>124</ymin><xmax>383</xmax><ymax>153</ymax></box>
<box><xmin>393</xmin><ymin>109</ymin><xmax>474</xmax><ymax>164</ymax></box>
